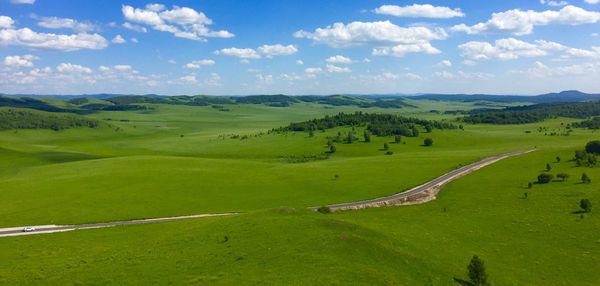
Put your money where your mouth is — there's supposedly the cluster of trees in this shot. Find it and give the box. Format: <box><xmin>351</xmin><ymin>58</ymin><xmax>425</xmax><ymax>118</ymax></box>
<box><xmin>277</xmin><ymin>112</ymin><xmax>456</xmax><ymax>137</ymax></box>
<box><xmin>0</xmin><ymin>108</ymin><xmax>100</xmax><ymax>131</ymax></box>
<box><xmin>572</xmin><ymin>117</ymin><xmax>600</xmax><ymax>129</ymax></box>
<box><xmin>573</xmin><ymin>141</ymin><xmax>600</xmax><ymax>167</ymax></box>
<box><xmin>462</xmin><ymin>101</ymin><xmax>600</xmax><ymax>124</ymax></box>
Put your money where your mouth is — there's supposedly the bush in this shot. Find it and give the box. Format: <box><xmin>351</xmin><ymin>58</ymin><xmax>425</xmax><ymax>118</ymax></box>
<box><xmin>580</xmin><ymin>199</ymin><xmax>592</xmax><ymax>213</ymax></box>
<box><xmin>317</xmin><ymin>206</ymin><xmax>331</xmax><ymax>214</ymax></box>
<box><xmin>585</xmin><ymin>140</ymin><xmax>600</xmax><ymax>154</ymax></box>
<box><xmin>385</xmin><ymin>151</ymin><xmax>394</xmax><ymax>155</ymax></box>
<box><xmin>537</xmin><ymin>173</ymin><xmax>554</xmax><ymax>184</ymax></box>
<box><xmin>423</xmin><ymin>138</ymin><xmax>433</xmax><ymax>146</ymax></box>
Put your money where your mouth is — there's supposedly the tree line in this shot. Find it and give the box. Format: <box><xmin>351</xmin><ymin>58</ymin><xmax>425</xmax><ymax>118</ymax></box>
<box><xmin>462</xmin><ymin>101</ymin><xmax>600</xmax><ymax>124</ymax></box>
<box><xmin>0</xmin><ymin>108</ymin><xmax>100</xmax><ymax>131</ymax></box>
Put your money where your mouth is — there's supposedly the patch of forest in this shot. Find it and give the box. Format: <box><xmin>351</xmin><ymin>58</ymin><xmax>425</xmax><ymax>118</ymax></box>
<box><xmin>276</xmin><ymin>112</ymin><xmax>456</xmax><ymax>137</ymax></box>
<box><xmin>462</xmin><ymin>101</ymin><xmax>600</xmax><ymax>124</ymax></box>
<box><xmin>0</xmin><ymin>108</ymin><xmax>100</xmax><ymax>131</ymax></box>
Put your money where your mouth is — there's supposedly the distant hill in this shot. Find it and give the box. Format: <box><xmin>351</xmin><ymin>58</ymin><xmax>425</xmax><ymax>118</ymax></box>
<box><xmin>408</xmin><ymin>90</ymin><xmax>600</xmax><ymax>103</ymax></box>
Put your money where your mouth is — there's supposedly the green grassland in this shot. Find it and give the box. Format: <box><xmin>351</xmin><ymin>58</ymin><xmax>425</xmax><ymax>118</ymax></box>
<box><xmin>0</xmin><ymin>100</ymin><xmax>598</xmax><ymax>285</ymax></box>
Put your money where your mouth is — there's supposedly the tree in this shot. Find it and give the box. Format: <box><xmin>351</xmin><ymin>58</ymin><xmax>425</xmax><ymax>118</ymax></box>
<box><xmin>412</xmin><ymin>126</ymin><xmax>420</xmax><ymax>137</ymax></box>
<box><xmin>582</xmin><ymin>173</ymin><xmax>591</xmax><ymax>184</ymax></box>
<box><xmin>546</xmin><ymin>163</ymin><xmax>552</xmax><ymax>171</ymax></box>
<box><xmin>585</xmin><ymin>140</ymin><xmax>600</xmax><ymax>154</ymax></box>
<box><xmin>423</xmin><ymin>138</ymin><xmax>433</xmax><ymax>147</ymax></box>
<box><xmin>454</xmin><ymin>255</ymin><xmax>491</xmax><ymax>286</ymax></box>
<box><xmin>425</xmin><ymin>125</ymin><xmax>433</xmax><ymax>133</ymax></box>
<box><xmin>308</xmin><ymin>129</ymin><xmax>314</xmax><ymax>137</ymax></box>
<box><xmin>556</xmin><ymin>173</ymin><xmax>570</xmax><ymax>181</ymax></box>
<box><xmin>383</xmin><ymin>142</ymin><xmax>389</xmax><ymax>150</ymax></box>
<box><xmin>528</xmin><ymin>182</ymin><xmax>533</xmax><ymax>189</ymax></box>
<box><xmin>363</xmin><ymin>131</ymin><xmax>371</xmax><ymax>142</ymax></box>
<box><xmin>317</xmin><ymin>206</ymin><xmax>331</xmax><ymax>214</ymax></box>
<box><xmin>537</xmin><ymin>173</ymin><xmax>554</xmax><ymax>184</ymax></box>
<box><xmin>556</xmin><ymin>156</ymin><xmax>561</xmax><ymax>163</ymax></box>
<box><xmin>394</xmin><ymin>135</ymin><xmax>402</xmax><ymax>144</ymax></box>
<box><xmin>346</xmin><ymin>132</ymin><xmax>355</xmax><ymax>144</ymax></box>
<box><xmin>329</xmin><ymin>145</ymin><xmax>337</xmax><ymax>154</ymax></box>
<box><xmin>580</xmin><ymin>199</ymin><xmax>592</xmax><ymax>213</ymax></box>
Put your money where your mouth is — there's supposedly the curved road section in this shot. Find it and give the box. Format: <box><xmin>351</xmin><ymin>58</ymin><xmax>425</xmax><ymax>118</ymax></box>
<box><xmin>0</xmin><ymin>213</ymin><xmax>238</xmax><ymax>238</ymax></box>
<box><xmin>315</xmin><ymin>150</ymin><xmax>534</xmax><ymax>212</ymax></box>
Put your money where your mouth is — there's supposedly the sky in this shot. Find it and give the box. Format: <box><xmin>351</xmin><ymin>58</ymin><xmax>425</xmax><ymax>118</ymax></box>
<box><xmin>1</xmin><ymin>0</ymin><xmax>600</xmax><ymax>95</ymax></box>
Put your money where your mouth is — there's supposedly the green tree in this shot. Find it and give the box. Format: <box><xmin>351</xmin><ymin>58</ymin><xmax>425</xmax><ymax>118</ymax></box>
<box><xmin>528</xmin><ymin>182</ymin><xmax>533</xmax><ymax>189</ymax></box>
<box><xmin>329</xmin><ymin>145</ymin><xmax>337</xmax><ymax>154</ymax></box>
<box><xmin>556</xmin><ymin>173</ymin><xmax>569</xmax><ymax>181</ymax></box>
<box><xmin>423</xmin><ymin>138</ymin><xmax>433</xmax><ymax>147</ymax></box>
<box><xmin>308</xmin><ymin>129</ymin><xmax>314</xmax><ymax>137</ymax></box>
<box><xmin>454</xmin><ymin>255</ymin><xmax>491</xmax><ymax>286</ymax></box>
<box><xmin>546</xmin><ymin>163</ymin><xmax>552</xmax><ymax>171</ymax></box>
<box><xmin>556</xmin><ymin>156</ymin><xmax>561</xmax><ymax>163</ymax></box>
<box><xmin>537</xmin><ymin>173</ymin><xmax>554</xmax><ymax>184</ymax></box>
<box><xmin>346</xmin><ymin>132</ymin><xmax>355</xmax><ymax>144</ymax></box>
<box><xmin>585</xmin><ymin>140</ymin><xmax>600</xmax><ymax>154</ymax></box>
<box><xmin>580</xmin><ymin>199</ymin><xmax>592</xmax><ymax>213</ymax></box>
<box><xmin>383</xmin><ymin>142</ymin><xmax>389</xmax><ymax>150</ymax></box>
<box><xmin>425</xmin><ymin>125</ymin><xmax>433</xmax><ymax>133</ymax></box>
<box><xmin>582</xmin><ymin>173</ymin><xmax>591</xmax><ymax>184</ymax></box>
<box><xmin>394</xmin><ymin>135</ymin><xmax>402</xmax><ymax>143</ymax></box>
<box><xmin>363</xmin><ymin>131</ymin><xmax>371</xmax><ymax>142</ymax></box>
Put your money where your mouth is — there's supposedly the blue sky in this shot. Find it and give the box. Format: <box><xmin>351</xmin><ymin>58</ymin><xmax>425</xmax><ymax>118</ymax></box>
<box><xmin>1</xmin><ymin>0</ymin><xmax>600</xmax><ymax>95</ymax></box>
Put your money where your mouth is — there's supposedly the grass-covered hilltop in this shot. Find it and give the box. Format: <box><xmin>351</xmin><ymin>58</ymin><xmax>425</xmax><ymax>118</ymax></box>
<box><xmin>1</xmin><ymin>91</ymin><xmax>600</xmax><ymax>285</ymax></box>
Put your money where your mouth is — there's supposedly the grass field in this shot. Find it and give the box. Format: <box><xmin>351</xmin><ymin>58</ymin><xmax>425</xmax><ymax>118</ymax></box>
<box><xmin>0</xmin><ymin>100</ymin><xmax>598</xmax><ymax>285</ymax></box>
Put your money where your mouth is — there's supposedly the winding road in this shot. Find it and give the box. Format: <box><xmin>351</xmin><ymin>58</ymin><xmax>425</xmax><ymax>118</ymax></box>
<box><xmin>314</xmin><ymin>149</ymin><xmax>534</xmax><ymax>212</ymax></box>
<box><xmin>0</xmin><ymin>213</ymin><xmax>238</xmax><ymax>238</ymax></box>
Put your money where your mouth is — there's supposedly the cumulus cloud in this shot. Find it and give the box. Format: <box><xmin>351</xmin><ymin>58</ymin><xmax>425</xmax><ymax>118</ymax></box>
<box><xmin>3</xmin><ymin>54</ymin><xmax>38</xmax><ymax>68</ymax></box>
<box><xmin>57</xmin><ymin>62</ymin><xmax>92</xmax><ymax>74</ymax></box>
<box><xmin>204</xmin><ymin>72</ymin><xmax>222</xmax><ymax>86</ymax></box>
<box><xmin>451</xmin><ymin>5</ymin><xmax>600</xmax><ymax>35</ymax></box>
<box><xmin>121</xmin><ymin>4</ymin><xmax>234</xmax><ymax>41</ymax></box>
<box><xmin>459</xmin><ymin>38</ymin><xmax>600</xmax><ymax>61</ymax></box>
<box><xmin>0</xmin><ymin>16</ymin><xmax>15</xmax><ymax>29</ymax></box>
<box><xmin>0</xmin><ymin>25</ymin><xmax>108</xmax><ymax>51</ymax></box>
<box><xmin>257</xmin><ymin>44</ymin><xmax>297</xmax><ymax>57</ymax></box>
<box><xmin>438</xmin><ymin>60</ymin><xmax>453</xmax><ymax>67</ymax></box>
<box><xmin>184</xmin><ymin>59</ymin><xmax>215</xmax><ymax>69</ymax></box>
<box><xmin>215</xmin><ymin>44</ymin><xmax>297</xmax><ymax>60</ymax></box>
<box><xmin>296</xmin><ymin>60</ymin><xmax>304</xmax><ymax>65</ymax></box>
<box><xmin>518</xmin><ymin>61</ymin><xmax>600</xmax><ymax>77</ymax></box>
<box><xmin>326</xmin><ymin>55</ymin><xmax>352</xmax><ymax>64</ymax></box>
<box><xmin>37</xmin><ymin>17</ymin><xmax>96</xmax><ymax>32</ymax></box>
<box><xmin>374</xmin><ymin>4</ymin><xmax>464</xmax><ymax>18</ymax></box>
<box><xmin>111</xmin><ymin>35</ymin><xmax>126</xmax><ymax>44</ymax></box>
<box><xmin>214</xmin><ymin>47</ymin><xmax>261</xmax><ymax>59</ymax></box>
<box><xmin>433</xmin><ymin>70</ymin><xmax>495</xmax><ymax>80</ymax></box>
<box><xmin>326</xmin><ymin>64</ymin><xmax>351</xmax><ymax>73</ymax></box>
<box><xmin>540</xmin><ymin>0</ymin><xmax>569</xmax><ymax>7</ymax></box>
<box><xmin>123</xmin><ymin>22</ymin><xmax>148</xmax><ymax>33</ymax></box>
<box><xmin>294</xmin><ymin>21</ymin><xmax>447</xmax><ymax>48</ymax></box>
<box><xmin>373</xmin><ymin>42</ymin><xmax>441</xmax><ymax>57</ymax></box>
<box><xmin>10</xmin><ymin>0</ymin><xmax>35</xmax><ymax>4</ymax></box>
<box><xmin>585</xmin><ymin>0</ymin><xmax>600</xmax><ymax>4</ymax></box>
<box><xmin>304</xmin><ymin>67</ymin><xmax>323</xmax><ymax>74</ymax></box>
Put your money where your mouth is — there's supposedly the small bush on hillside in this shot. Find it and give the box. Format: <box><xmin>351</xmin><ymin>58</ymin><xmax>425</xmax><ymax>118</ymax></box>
<box><xmin>317</xmin><ymin>206</ymin><xmax>331</xmax><ymax>214</ymax></box>
<box><xmin>580</xmin><ymin>199</ymin><xmax>592</xmax><ymax>213</ymax></box>
<box><xmin>423</xmin><ymin>138</ymin><xmax>433</xmax><ymax>146</ymax></box>
<box><xmin>537</xmin><ymin>173</ymin><xmax>554</xmax><ymax>184</ymax></box>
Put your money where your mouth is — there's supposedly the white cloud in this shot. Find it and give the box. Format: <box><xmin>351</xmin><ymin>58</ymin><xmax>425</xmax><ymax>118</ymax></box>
<box><xmin>113</xmin><ymin>65</ymin><xmax>132</xmax><ymax>71</ymax></box>
<box><xmin>326</xmin><ymin>64</ymin><xmax>351</xmax><ymax>73</ymax></box>
<box><xmin>37</xmin><ymin>17</ymin><xmax>96</xmax><ymax>32</ymax></box>
<box><xmin>438</xmin><ymin>60</ymin><xmax>453</xmax><ymax>67</ymax></box>
<box><xmin>122</xmin><ymin>4</ymin><xmax>234</xmax><ymax>41</ymax></box>
<box><xmin>123</xmin><ymin>22</ymin><xmax>148</xmax><ymax>33</ymax></box>
<box><xmin>214</xmin><ymin>47</ymin><xmax>261</xmax><ymax>59</ymax></box>
<box><xmin>111</xmin><ymin>34</ymin><xmax>126</xmax><ymax>44</ymax></box>
<box><xmin>374</xmin><ymin>4</ymin><xmax>464</xmax><ymax>18</ymax></box>
<box><xmin>518</xmin><ymin>61</ymin><xmax>600</xmax><ymax>77</ymax></box>
<box><xmin>363</xmin><ymin>58</ymin><xmax>371</xmax><ymax>63</ymax></box>
<box><xmin>256</xmin><ymin>73</ymin><xmax>274</xmax><ymax>85</ymax></box>
<box><xmin>373</xmin><ymin>42</ymin><xmax>441</xmax><ymax>57</ymax></box>
<box><xmin>3</xmin><ymin>54</ymin><xmax>38</xmax><ymax>68</ymax></box>
<box><xmin>304</xmin><ymin>67</ymin><xmax>323</xmax><ymax>74</ymax></box>
<box><xmin>433</xmin><ymin>70</ymin><xmax>495</xmax><ymax>80</ymax></box>
<box><xmin>184</xmin><ymin>59</ymin><xmax>215</xmax><ymax>69</ymax></box>
<box><xmin>452</xmin><ymin>5</ymin><xmax>600</xmax><ymax>35</ymax></box>
<box><xmin>585</xmin><ymin>0</ymin><xmax>600</xmax><ymax>4</ymax></box>
<box><xmin>179</xmin><ymin>75</ymin><xmax>197</xmax><ymax>84</ymax></box>
<box><xmin>57</xmin><ymin>63</ymin><xmax>92</xmax><ymax>74</ymax></box>
<box><xmin>0</xmin><ymin>16</ymin><xmax>15</xmax><ymax>29</ymax></box>
<box><xmin>204</xmin><ymin>72</ymin><xmax>222</xmax><ymax>86</ymax></box>
<box><xmin>10</xmin><ymin>0</ymin><xmax>35</xmax><ymax>4</ymax></box>
<box><xmin>0</xmin><ymin>26</ymin><xmax>108</xmax><ymax>51</ymax></box>
<box><xmin>356</xmin><ymin>72</ymin><xmax>423</xmax><ymax>82</ymax></box>
<box><xmin>296</xmin><ymin>59</ymin><xmax>304</xmax><ymax>65</ymax></box>
<box><xmin>294</xmin><ymin>21</ymin><xmax>447</xmax><ymax>48</ymax></box>
<box><xmin>257</xmin><ymin>44</ymin><xmax>298</xmax><ymax>57</ymax></box>
<box><xmin>326</xmin><ymin>55</ymin><xmax>352</xmax><ymax>64</ymax></box>
<box><xmin>459</xmin><ymin>38</ymin><xmax>600</xmax><ymax>61</ymax></box>
<box><xmin>131</xmin><ymin>37</ymin><xmax>139</xmax><ymax>43</ymax></box>
<box><xmin>540</xmin><ymin>0</ymin><xmax>569</xmax><ymax>7</ymax></box>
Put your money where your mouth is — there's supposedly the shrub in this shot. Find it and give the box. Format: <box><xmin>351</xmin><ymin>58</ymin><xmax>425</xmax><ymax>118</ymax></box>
<box><xmin>423</xmin><ymin>138</ymin><xmax>433</xmax><ymax>146</ymax></box>
<box><xmin>537</xmin><ymin>173</ymin><xmax>554</xmax><ymax>184</ymax></box>
<box><xmin>585</xmin><ymin>140</ymin><xmax>600</xmax><ymax>154</ymax></box>
<box><xmin>317</xmin><ymin>206</ymin><xmax>331</xmax><ymax>214</ymax></box>
<box><xmin>580</xmin><ymin>199</ymin><xmax>592</xmax><ymax>213</ymax></box>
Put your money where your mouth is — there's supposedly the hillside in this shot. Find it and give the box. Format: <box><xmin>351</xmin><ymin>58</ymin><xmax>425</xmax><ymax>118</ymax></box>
<box><xmin>0</xmin><ymin>107</ymin><xmax>100</xmax><ymax>130</ymax></box>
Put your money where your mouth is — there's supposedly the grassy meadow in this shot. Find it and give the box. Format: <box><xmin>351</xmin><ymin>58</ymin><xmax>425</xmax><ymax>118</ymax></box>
<box><xmin>0</xmin><ymin>100</ymin><xmax>599</xmax><ymax>285</ymax></box>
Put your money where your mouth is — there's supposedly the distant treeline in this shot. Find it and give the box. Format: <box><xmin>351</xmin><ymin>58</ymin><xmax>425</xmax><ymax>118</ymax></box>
<box><xmin>462</xmin><ymin>101</ymin><xmax>600</xmax><ymax>124</ymax></box>
<box><xmin>106</xmin><ymin>94</ymin><xmax>416</xmax><ymax>109</ymax></box>
<box><xmin>0</xmin><ymin>108</ymin><xmax>100</xmax><ymax>131</ymax></box>
<box><xmin>0</xmin><ymin>96</ymin><xmax>148</xmax><ymax>115</ymax></box>
<box><xmin>573</xmin><ymin>117</ymin><xmax>600</xmax><ymax>129</ymax></box>
<box><xmin>276</xmin><ymin>112</ymin><xmax>456</xmax><ymax>137</ymax></box>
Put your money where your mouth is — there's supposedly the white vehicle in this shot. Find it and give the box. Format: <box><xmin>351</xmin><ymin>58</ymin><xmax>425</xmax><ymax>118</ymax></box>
<box><xmin>22</xmin><ymin>227</ymin><xmax>35</xmax><ymax>232</ymax></box>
